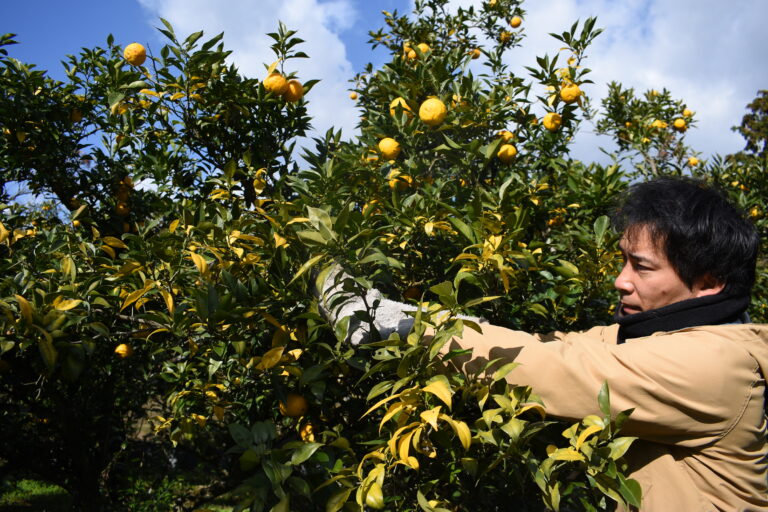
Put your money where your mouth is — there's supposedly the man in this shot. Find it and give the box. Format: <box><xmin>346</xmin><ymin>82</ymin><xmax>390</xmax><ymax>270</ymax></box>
<box><xmin>317</xmin><ymin>177</ymin><xmax>768</xmax><ymax>511</ymax></box>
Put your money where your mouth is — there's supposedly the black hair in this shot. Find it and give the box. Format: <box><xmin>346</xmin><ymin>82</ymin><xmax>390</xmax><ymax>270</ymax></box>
<box><xmin>612</xmin><ymin>176</ymin><xmax>760</xmax><ymax>296</ymax></box>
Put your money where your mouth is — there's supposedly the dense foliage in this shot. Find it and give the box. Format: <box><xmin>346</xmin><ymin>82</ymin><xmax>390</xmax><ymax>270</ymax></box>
<box><xmin>1</xmin><ymin>1</ymin><xmax>765</xmax><ymax>510</ymax></box>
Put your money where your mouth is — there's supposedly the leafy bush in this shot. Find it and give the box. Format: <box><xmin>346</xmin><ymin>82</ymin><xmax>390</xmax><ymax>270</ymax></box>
<box><xmin>1</xmin><ymin>0</ymin><xmax>765</xmax><ymax>510</ymax></box>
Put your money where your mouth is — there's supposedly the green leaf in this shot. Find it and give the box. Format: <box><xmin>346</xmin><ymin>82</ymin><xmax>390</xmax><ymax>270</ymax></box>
<box><xmin>290</xmin><ymin>442</ymin><xmax>323</xmax><ymax>465</ymax></box>
<box><xmin>598</xmin><ymin>381</ymin><xmax>611</xmax><ymax>417</ymax></box>
<box><xmin>447</xmin><ymin>217</ymin><xmax>475</xmax><ymax>243</ymax></box>
<box><xmin>464</xmin><ymin>295</ymin><xmax>501</xmax><ymax>308</ymax></box>
<box><xmin>608</xmin><ymin>436</ymin><xmax>637</xmax><ymax>460</ymax></box>
<box><xmin>594</xmin><ymin>215</ymin><xmax>609</xmax><ymax>242</ymax></box>
<box><xmin>229</xmin><ymin>423</ymin><xmax>254</xmax><ymax>448</ymax></box>
<box><xmin>325</xmin><ymin>486</ymin><xmax>353</xmax><ymax>512</ymax></box>
<box><xmin>491</xmin><ymin>362</ymin><xmax>519</xmax><ymax>383</ymax></box>
<box><xmin>123</xmin><ymin>80</ymin><xmax>149</xmax><ymax>89</ymax></box>
<box><xmin>367</xmin><ymin>380</ymin><xmax>394</xmax><ymax>401</ymax></box>
<box><xmin>296</xmin><ymin>230</ymin><xmax>328</xmax><ymax>246</ymax></box>
<box><xmin>288</xmin><ymin>254</ymin><xmax>324</xmax><ymax>286</ymax></box>
<box><xmin>618</xmin><ymin>474</ymin><xmax>643</xmax><ymax>508</ymax></box>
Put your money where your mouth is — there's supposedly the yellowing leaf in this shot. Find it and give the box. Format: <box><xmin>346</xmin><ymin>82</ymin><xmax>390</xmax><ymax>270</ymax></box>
<box><xmin>575</xmin><ymin>424</ymin><xmax>603</xmax><ymax>450</ymax></box>
<box><xmin>160</xmin><ymin>289</ymin><xmax>175</xmax><ymax>314</ymax></box>
<box><xmin>102</xmin><ymin>236</ymin><xmax>128</xmax><ymax>249</ymax></box>
<box><xmin>256</xmin><ymin>346</ymin><xmax>285</xmax><ymax>370</ymax></box>
<box><xmin>440</xmin><ymin>414</ymin><xmax>471</xmax><ymax>450</ymax></box>
<box><xmin>0</xmin><ymin>222</ymin><xmax>9</xmax><ymax>244</ymax></box>
<box><xmin>517</xmin><ymin>402</ymin><xmax>546</xmax><ymax>419</ymax></box>
<box><xmin>100</xmin><ymin>245</ymin><xmax>116</xmax><ymax>258</ymax></box>
<box><xmin>549</xmin><ymin>447</ymin><xmax>585</xmax><ymax>461</ymax></box>
<box><xmin>398</xmin><ymin>430</ymin><xmax>415</xmax><ymax>462</ymax></box>
<box><xmin>190</xmin><ymin>252</ymin><xmax>208</xmax><ymax>275</ymax></box>
<box><xmin>419</xmin><ymin>406</ymin><xmax>442</xmax><ymax>430</ymax></box>
<box><xmin>120</xmin><ymin>283</ymin><xmax>154</xmax><ymax>312</ymax></box>
<box><xmin>34</xmin><ymin>325</ymin><xmax>57</xmax><ymax>373</ymax></box>
<box><xmin>380</xmin><ymin>402</ymin><xmax>406</xmax><ymax>431</ymax></box>
<box><xmin>259</xmin><ymin>311</ymin><xmax>284</xmax><ymax>329</ymax></box>
<box><xmin>61</xmin><ymin>256</ymin><xmax>76</xmax><ymax>281</ymax></box>
<box><xmin>14</xmin><ymin>294</ymin><xmax>33</xmax><ymax>323</ymax></box>
<box><xmin>422</xmin><ymin>375</ymin><xmax>452</xmax><ymax>410</ymax></box>
<box><xmin>169</xmin><ymin>92</ymin><xmax>185</xmax><ymax>101</ymax></box>
<box><xmin>139</xmin><ymin>88</ymin><xmax>164</xmax><ymax>97</ymax></box>
<box><xmin>169</xmin><ymin>219</ymin><xmax>180</xmax><ymax>233</ymax></box>
<box><xmin>273</xmin><ymin>232</ymin><xmax>288</xmax><ymax>249</ymax></box>
<box><xmin>52</xmin><ymin>296</ymin><xmax>82</xmax><ymax>311</ymax></box>
<box><xmin>266</xmin><ymin>59</ymin><xmax>282</xmax><ymax>74</ymax></box>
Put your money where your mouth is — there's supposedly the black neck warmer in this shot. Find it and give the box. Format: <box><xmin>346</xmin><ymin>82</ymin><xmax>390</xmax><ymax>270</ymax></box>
<box><xmin>616</xmin><ymin>293</ymin><xmax>750</xmax><ymax>343</ymax></box>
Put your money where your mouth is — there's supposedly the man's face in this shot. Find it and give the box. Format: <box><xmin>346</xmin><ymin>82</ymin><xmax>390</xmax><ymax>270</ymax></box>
<box><xmin>614</xmin><ymin>225</ymin><xmax>723</xmax><ymax>317</ymax></box>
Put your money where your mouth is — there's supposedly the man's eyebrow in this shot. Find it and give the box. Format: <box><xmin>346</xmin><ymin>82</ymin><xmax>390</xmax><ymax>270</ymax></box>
<box><xmin>626</xmin><ymin>251</ymin><xmax>654</xmax><ymax>264</ymax></box>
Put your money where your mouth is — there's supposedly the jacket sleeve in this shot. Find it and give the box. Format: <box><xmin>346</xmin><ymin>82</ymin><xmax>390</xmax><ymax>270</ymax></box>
<box><xmin>444</xmin><ymin>323</ymin><xmax>758</xmax><ymax>446</ymax></box>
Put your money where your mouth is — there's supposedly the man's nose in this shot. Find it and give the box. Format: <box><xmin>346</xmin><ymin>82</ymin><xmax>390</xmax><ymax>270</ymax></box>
<box><xmin>614</xmin><ymin>265</ymin><xmax>633</xmax><ymax>295</ymax></box>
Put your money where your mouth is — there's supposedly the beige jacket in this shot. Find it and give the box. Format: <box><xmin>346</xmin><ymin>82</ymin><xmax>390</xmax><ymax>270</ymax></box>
<box><xmin>448</xmin><ymin>322</ymin><xmax>768</xmax><ymax>511</ymax></box>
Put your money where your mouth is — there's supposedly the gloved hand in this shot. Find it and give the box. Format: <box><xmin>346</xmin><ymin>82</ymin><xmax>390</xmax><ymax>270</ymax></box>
<box><xmin>315</xmin><ymin>265</ymin><xmax>417</xmax><ymax>345</ymax></box>
<box><xmin>314</xmin><ymin>265</ymin><xmax>482</xmax><ymax>345</ymax></box>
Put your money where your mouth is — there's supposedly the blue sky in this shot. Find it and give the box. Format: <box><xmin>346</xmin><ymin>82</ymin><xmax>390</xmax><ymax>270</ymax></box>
<box><xmin>4</xmin><ymin>0</ymin><xmax>768</xmax><ymax>165</ymax></box>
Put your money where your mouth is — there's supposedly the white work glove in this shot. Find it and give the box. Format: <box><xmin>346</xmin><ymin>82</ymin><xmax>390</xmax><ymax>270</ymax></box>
<box><xmin>315</xmin><ymin>265</ymin><xmax>482</xmax><ymax>345</ymax></box>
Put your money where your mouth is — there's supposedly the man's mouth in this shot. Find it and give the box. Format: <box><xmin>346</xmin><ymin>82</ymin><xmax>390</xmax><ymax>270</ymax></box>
<box><xmin>620</xmin><ymin>303</ymin><xmax>641</xmax><ymax>316</ymax></box>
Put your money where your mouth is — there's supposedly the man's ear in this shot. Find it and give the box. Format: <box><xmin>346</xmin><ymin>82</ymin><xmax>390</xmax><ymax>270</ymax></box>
<box><xmin>692</xmin><ymin>273</ymin><xmax>725</xmax><ymax>297</ymax></box>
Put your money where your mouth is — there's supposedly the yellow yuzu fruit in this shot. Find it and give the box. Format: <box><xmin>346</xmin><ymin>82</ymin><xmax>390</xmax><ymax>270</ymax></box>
<box><xmin>498</xmin><ymin>129</ymin><xmax>515</xmax><ymax>141</ymax></box>
<box><xmin>300</xmin><ymin>422</ymin><xmax>315</xmax><ymax>442</ymax></box>
<box><xmin>72</xmin><ymin>220</ymin><xmax>81</xmax><ymax>228</ymax></box>
<box><xmin>403</xmin><ymin>286</ymin><xmax>422</xmax><ymax>300</ymax></box>
<box><xmin>419</xmin><ymin>97</ymin><xmax>447</xmax><ymax>127</ymax></box>
<box><xmin>282</xmin><ymin>79</ymin><xmax>304</xmax><ymax>102</ymax></box>
<box><xmin>683</xmin><ymin>108</ymin><xmax>693</xmax><ymax>117</ymax></box>
<box><xmin>115</xmin><ymin>202</ymin><xmax>130</xmax><ymax>217</ymax></box>
<box><xmin>673</xmin><ymin>118</ymin><xmax>687</xmax><ymax>132</ymax></box>
<box><xmin>559</xmin><ymin>83</ymin><xmax>582</xmax><ymax>104</ymax></box>
<box><xmin>388</xmin><ymin>170</ymin><xmax>413</xmax><ymax>191</ymax></box>
<box><xmin>279</xmin><ymin>393</ymin><xmax>308</xmax><ymax>418</ymax></box>
<box><xmin>263</xmin><ymin>72</ymin><xmax>289</xmax><ymax>95</ymax></box>
<box><xmin>687</xmin><ymin>156</ymin><xmax>699</xmax><ymax>167</ymax></box>
<box><xmin>509</xmin><ymin>16</ymin><xmax>522</xmax><ymax>28</ymax></box>
<box><xmin>114</xmin><ymin>343</ymin><xmax>133</xmax><ymax>358</ymax></box>
<box><xmin>417</xmin><ymin>43</ymin><xmax>430</xmax><ymax>55</ymax></box>
<box><xmin>497</xmin><ymin>144</ymin><xmax>518</xmax><ymax>163</ymax></box>
<box><xmin>650</xmin><ymin>119</ymin><xmax>667</xmax><ymax>130</ymax></box>
<box><xmin>378</xmin><ymin>137</ymin><xmax>401</xmax><ymax>160</ymax></box>
<box><xmin>470</xmin><ymin>48</ymin><xmax>481</xmax><ymax>59</ymax></box>
<box><xmin>123</xmin><ymin>43</ymin><xmax>147</xmax><ymax>66</ymax></box>
<box><xmin>543</xmin><ymin>112</ymin><xmax>562</xmax><ymax>132</ymax></box>
<box><xmin>499</xmin><ymin>31</ymin><xmax>511</xmax><ymax>42</ymax></box>
<box><xmin>349</xmin><ymin>91</ymin><xmax>358</xmax><ymax>100</ymax></box>
<box><xmin>389</xmin><ymin>97</ymin><xmax>413</xmax><ymax>118</ymax></box>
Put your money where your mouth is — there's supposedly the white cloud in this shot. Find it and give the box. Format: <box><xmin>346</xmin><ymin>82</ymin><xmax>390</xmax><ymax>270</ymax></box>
<box><xmin>503</xmin><ymin>0</ymin><xmax>768</xmax><ymax>162</ymax></box>
<box><xmin>138</xmin><ymin>0</ymin><xmax>361</xmax><ymax>145</ymax></box>
<box><xmin>137</xmin><ymin>0</ymin><xmax>768</xmax><ymax>166</ymax></box>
